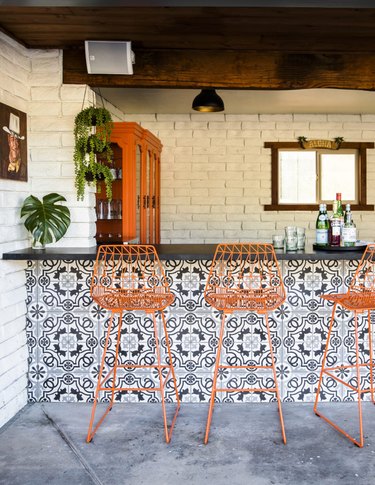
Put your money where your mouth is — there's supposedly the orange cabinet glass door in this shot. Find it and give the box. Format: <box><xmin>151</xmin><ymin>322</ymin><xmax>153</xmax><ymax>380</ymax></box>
<box><xmin>95</xmin><ymin>143</ymin><xmax>123</xmax><ymax>244</ymax></box>
<box><xmin>140</xmin><ymin>138</ymin><xmax>161</xmax><ymax>244</ymax></box>
<box><xmin>94</xmin><ymin>122</ymin><xmax>162</xmax><ymax>245</ymax></box>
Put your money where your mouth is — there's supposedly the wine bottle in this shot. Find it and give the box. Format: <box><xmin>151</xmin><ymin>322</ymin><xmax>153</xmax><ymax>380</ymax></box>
<box><xmin>316</xmin><ymin>203</ymin><xmax>329</xmax><ymax>246</ymax></box>
<box><xmin>342</xmin><ymin>203</ymin><xmax>357</xmax><ymax>247</ymax></box>
<box><xmin>330</xmin><ymin>200</ymin><xmax>341</xmax><ymax>246</ymax></box>
<box><xmin>336</xmin><ymin>193</ymin><xmax>344</xmax><ymax>218</ymax></box>
<box><xmin>336</xmin><ymin>193</ymin><xmax>345</xmax><ymax>246</ymax></box>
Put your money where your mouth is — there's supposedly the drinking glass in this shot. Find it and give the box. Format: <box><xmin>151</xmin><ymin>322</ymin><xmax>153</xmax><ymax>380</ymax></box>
<box><xmin>107</xmin><ymin>200</ymin><xmax>113</xmax><ymax>220</ymax></box>
<box><xmin>117</xmin><ymin>200</ymin><xmax>122</xmax><ymax>219</ymax></box>
<box><xmin>97</xmin><ymin>200</ymin><xmax>105</xmax><ymax>220</ymax></box>
<box><xmin>284</xmin><ymin>226</ymin><xmax>298</xmax><ymax>251</ymax></box>
<box><xmin>297</xmin><ymin>227</ymin><xmax>306</xmax><ymax>250</ymax></box>
<box><xmin>272</xmin><ymin>234</ymin><xmax>285</xmax><ymax>249</ymax></box>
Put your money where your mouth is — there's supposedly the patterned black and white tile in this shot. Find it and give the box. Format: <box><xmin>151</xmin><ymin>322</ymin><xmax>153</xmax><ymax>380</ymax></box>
<box><xmin>25</xmin><ymin>258</ymin><xmax>374</xmax><ymax>404</ymax></box>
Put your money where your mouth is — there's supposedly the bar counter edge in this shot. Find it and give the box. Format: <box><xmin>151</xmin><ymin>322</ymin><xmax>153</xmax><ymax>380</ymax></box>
<box><xmin>2</xmin><ymin>243</ymin><xmax>366</xmax><ymax>261</ymax></box>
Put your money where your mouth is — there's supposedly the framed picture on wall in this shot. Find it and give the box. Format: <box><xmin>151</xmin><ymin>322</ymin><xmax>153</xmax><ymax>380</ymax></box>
<box><xmin>0</xmin><ymin>102</ymin><xmax>27</xmax><ymax>182</ymax></box>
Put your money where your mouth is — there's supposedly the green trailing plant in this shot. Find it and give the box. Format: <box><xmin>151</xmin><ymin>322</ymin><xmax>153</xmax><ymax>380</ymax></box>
<box><xmin>73</xmin><ymin>106</ymin><xmax>114</xmax><ymax>200</ymax></box>
<box><xmin>20</xmin><ymin>193</ymin><xmax>71</xmax><ymax>249</ymax></box>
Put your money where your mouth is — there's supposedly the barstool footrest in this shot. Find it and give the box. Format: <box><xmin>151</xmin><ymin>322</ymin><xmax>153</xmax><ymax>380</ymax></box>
<box><xmin>219</xmin><ymin>364</ymin><xmax>274</xmax><ymax>370</ymax></box>
<box><xmin>99</xmin><ymin>363</ymin><xmax>172</xmax><ymax>388</ymax></box>
<box><xmin>323</xmin><ymin>369</ymin><xmax>373</xmax><ymax>393</ymax></box>
<box><xmin>216</xmin><ymin>387</ymin><xmax>277</xmax><ymax>393</ymax></box>
<box><xmin>99</xmin><ymin>386</ymin><xmax>163</xmax><ymax>392</ymax></box>
<box><xmin>326</xmin><ymin>363</ymin><xmax>372</xmax><ymax>371</ymax></box>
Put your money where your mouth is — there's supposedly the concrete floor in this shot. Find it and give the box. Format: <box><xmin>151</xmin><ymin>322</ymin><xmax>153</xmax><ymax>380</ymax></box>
<box><xmin>0</xmin><ymin>402</ymin><xmax>375</xmax><ymax>485</ymax></box>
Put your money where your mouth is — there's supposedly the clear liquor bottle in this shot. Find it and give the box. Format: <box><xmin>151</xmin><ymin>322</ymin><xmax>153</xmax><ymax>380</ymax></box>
<box><xmin>316</xmin><ymin>203</ymin><xmax>329</xmax><ymax>246</ymax></box>
<box><xmin>342</xmin><ymin>203</ymin><xmax>357</xmax><ymax>247</ymax></box>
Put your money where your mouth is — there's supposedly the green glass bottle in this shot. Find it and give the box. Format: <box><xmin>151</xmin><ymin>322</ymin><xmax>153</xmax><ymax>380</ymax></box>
<box><xmin>336</xmin><ymin>193</ymin><xmax>344</xmax><ymax>218</ymax></box>
<box><xmin>336</xmin><ymin>192</ymin><xmax>344</xmax><ymax>245</ymax></box>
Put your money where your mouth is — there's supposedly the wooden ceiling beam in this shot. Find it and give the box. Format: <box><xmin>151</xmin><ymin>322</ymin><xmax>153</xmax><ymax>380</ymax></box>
<box><xmin>63</xmin><ymin>48</ymin><xmax>375</xmax><ymax>90</ymax></box>
<box><xmin>2</xmin><ymin>7</ymin><xmax>375</xmax><ymax>52</ymax></box>
<box><xmin>8</xmin><ymin>27</ymin><xmax>375</xmax><ymax>53</ymax></box>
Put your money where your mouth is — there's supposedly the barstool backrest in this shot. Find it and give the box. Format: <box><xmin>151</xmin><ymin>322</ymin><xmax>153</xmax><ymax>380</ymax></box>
<box><xmin>349</xmin><ymin>243</ymin><xmax>375</xmax><ymax>294</ymax></box>
<box><xmin>204</xmin><ymin>243</ymin><xmax>285</xmax><ymax>311</ymax></box>
<box><xmin>91</xmin><ymin>244</ymin><xmax>172</xmax><ymax>301</ymax></box>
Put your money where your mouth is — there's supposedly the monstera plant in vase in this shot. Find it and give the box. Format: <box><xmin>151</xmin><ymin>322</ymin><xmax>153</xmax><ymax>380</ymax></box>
<box><xmin>20</xmin><ymin>193</ymin><xmax>71</xmax><ymax>249</ymax></box>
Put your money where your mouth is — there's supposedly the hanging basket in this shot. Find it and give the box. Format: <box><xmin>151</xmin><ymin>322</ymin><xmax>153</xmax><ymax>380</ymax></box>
<box><xmin>84</xmin><ymin>171</ymin><xmax>105</xmax><ymax>182</ymax></box>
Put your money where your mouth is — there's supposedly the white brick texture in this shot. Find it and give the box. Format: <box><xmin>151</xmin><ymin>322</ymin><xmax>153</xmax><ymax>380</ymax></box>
<box><xmin>0</xmin><ymin>35</ymin><xmax>31</xmax><ymax>428</ymax></box>
<box><xmin>124</xmin><ymin>113</ymin><xmax>375</xmax><ymax>244</ymax></box>
<box><xmin>0</xmin><ymin>32</ymin><xmax>127</xmax><ymax>428</ymax></box>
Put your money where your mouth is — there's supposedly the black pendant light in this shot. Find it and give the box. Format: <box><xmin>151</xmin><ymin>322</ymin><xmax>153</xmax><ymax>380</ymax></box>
<box><xmin>192</xmin><ymin>89</ymin><xmax>224</xmax><ymax>112</ymax></box>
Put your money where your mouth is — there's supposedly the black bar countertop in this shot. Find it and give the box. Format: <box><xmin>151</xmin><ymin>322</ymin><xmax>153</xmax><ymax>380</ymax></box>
<box><xmin>2</xmin><ymin>244</ymin><xmax>368</xmax><ymax>261</ymax></box>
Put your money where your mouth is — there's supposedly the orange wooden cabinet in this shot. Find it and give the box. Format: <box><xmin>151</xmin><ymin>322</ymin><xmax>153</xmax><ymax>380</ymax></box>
<box><xmin>95</xmin><ymin>122</ymin><xmax>162</xmax><ymax>245</ymax></box>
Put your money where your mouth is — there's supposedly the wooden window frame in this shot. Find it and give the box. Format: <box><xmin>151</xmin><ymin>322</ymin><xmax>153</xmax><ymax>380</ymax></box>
<box><xmin>264</xmin><ymin>141</ymin><xmax>374</xmax><ymax>211</ymax></box>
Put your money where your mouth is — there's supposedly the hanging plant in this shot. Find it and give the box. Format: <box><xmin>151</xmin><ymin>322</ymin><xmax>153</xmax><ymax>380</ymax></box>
<box><xmin>73</xmin><ymin>106</ymin><xmax>114</xmax><ymax>200</ymax></box>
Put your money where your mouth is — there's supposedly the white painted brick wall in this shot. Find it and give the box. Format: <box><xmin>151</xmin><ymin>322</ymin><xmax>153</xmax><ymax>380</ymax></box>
<box><xmin>0</xmin><ymin>33</ymin><xmax>31</xmax><ymax>428</ymax></box>
<box><xmin>27</xmin><ymin>57</ymin><xmax>125</xmax><ymax>249</ymax></box>
<box><xmin>27</xmin><ymin>51</ymin><xmax>98</xmax><ymax>248</ymax></box>
<box><xmin>0</xmin><ymin>32</ymin><xmax>127</xmax><ymax>428</ymax></box>
<box><xmin>123</xmin><ymin>112</ymin><xmax>375</xmax><ymax>244</ymax></box>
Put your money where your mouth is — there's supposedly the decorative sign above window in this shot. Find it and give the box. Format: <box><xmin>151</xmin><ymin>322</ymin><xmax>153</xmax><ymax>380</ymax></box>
<box><xmin>297</xmin><ymin>136</ymin><xmax>344</xmax><ymax>150</ymax></box>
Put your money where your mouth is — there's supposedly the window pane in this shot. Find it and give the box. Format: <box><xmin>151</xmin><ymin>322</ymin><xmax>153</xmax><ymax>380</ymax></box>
<box><xmin>279</xmin><ymin>151</ymin><xmax>316</xmax><ymax>203</ymax></box>
<box><xmin>320</xmin><ymin>153</ymin><xmax>356</xmax><ymax>201</ymax></box>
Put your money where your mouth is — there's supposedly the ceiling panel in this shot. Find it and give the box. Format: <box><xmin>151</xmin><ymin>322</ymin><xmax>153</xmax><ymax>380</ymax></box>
<box><xmin>97</xmin><ymin>87</ymin><xmax>375</xmax><ymax>114</ymax></box>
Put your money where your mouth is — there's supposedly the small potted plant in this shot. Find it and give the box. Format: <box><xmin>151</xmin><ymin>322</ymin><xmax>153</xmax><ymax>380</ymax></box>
<box><xmin>73</xmin><ymin>106</ymin><xmax>114</xmax><ymax>200</ymax></box>
<box><xmin>20</xmin><ymin>193</ymin><xmax>71</xmax><ymax>249</ymax></box>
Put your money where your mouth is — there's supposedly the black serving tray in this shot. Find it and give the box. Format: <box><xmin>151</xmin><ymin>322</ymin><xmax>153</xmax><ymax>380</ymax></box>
<box><xmin>313</xmin><ymin>243</ymin><xmax>367</xmax><ymax>252</ymax></box>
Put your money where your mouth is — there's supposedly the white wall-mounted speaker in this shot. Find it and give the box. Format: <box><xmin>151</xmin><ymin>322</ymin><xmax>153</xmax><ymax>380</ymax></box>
<box><xmin>85</xmin><ymin>41</ymin><xmax>135</xmax><ymax>75</ymax></box>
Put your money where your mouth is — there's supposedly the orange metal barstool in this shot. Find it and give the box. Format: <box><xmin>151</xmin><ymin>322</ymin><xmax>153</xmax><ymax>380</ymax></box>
<box><xmin>203</xmin><ymin>243</ymin><xmax>287</xmax><ymax>444</ymax></box>
<box><xmin>86</xmin><ymin>244</ymin><xmax>180</xmax><ymax>443</ymax></box>
<box><xmin>314</xmin><ymin>244</ymin><xmax>375</xmax><ymax>448</ymax></box>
